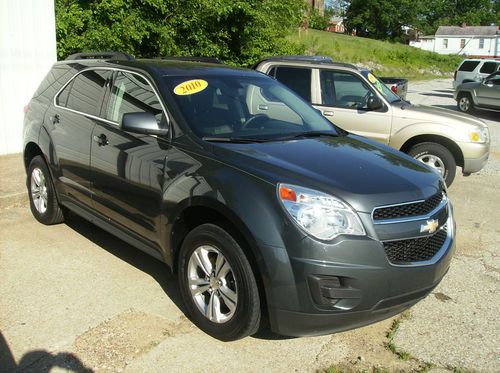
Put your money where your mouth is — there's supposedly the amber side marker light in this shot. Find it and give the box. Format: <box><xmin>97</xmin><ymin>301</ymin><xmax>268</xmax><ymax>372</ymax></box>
<box><xmin>279</xmin><ymin>185</ymin><xmax>297</xmax><ymax>202</ymax></box>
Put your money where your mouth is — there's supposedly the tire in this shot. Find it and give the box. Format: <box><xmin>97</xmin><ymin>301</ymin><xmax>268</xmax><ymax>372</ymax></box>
<box><xmin>457</xmin><ymin>92</ymin><xmax>474</xmax><ymax>114</ymax></box>
<box><xmin>178</xmin><ymin>223</ymin><xmax>261</xmax><ymax>341</ymax></box>
<box><xmin>27</xmin><ymin>155</ymin><xmax>65</xmax><ymax>225</ymax></box>
<box><xmin>408</xmin><ymin>142</ymin><xmax>456</xmax><ymax>187</ymax></box>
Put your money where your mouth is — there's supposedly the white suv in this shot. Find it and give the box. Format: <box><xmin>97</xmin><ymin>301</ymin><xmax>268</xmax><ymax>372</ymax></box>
<box><xmin>453</xmin><ymin>59</ymin><xmax>500</xmax><ymax>89</ymax></box>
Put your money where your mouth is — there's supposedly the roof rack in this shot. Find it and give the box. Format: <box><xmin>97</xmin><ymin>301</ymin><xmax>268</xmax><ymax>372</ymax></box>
<box><xmin>261</xmin><ymin>55</ymin><xmax>334</xmax><ymax>63</ymax></box>
<box><xmin>65</xmin><ymin>51</ymin><xmax>135</xmax><ymax>61</ymax></box>
<box><xmin>159</xmin><ymin>56</ymin><xmax>223</xmax><ymax>64</ymax></box>
<box><xmin>252</xmin><ymin>55</ymin><xmax>358</xmax><ymax>70</ymax></box>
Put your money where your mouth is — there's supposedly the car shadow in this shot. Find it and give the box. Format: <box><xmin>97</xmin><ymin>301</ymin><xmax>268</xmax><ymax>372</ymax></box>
<box><xmin>64</xmin><ymin>213</ymin><xmax>287</xmax><ymax>340</ymax></box>
<box><xmin>419</xmin><ymin>92</ymin><xmax>454</xmax><ymax>98</ymax></box>
<box><xmin>64</xmin><ymin>212</ymin><xmax>186</xmax><ymax>315</ymax></box>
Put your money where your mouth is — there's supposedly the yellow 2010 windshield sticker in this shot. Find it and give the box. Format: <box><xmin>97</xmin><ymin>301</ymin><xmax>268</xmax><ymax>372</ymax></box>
<box><xmin>367</xmin><ymin>73</ymin><xmax>377</xmax><ymax>84</ymax></box>
<box><xmin>174</xmin><ymin>79</ymin><xmax>208</xmax><ymax>95</ymax></box>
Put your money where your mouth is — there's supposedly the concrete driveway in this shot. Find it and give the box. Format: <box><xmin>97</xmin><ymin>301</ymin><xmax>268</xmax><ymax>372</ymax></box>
<box><xmin>0</xmin><ymin>79</ymin><xmax>498</xmax><ymax>372</ymax></box>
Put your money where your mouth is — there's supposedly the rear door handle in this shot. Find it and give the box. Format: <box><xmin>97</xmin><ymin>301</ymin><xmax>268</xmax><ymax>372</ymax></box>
<box><xmin>50</xmin><ymin>114</ymin><xmax>60</xmax><ymax>124</ymax></box>
<box><xmin>323</xmin><ymin>111</ymin><xmax>334</xmax><ymax>117</ymax></box>
<box><xmin>93</xmin><ymin>133</ymin><xmax>108</xmax><ymax>146</ymax></box>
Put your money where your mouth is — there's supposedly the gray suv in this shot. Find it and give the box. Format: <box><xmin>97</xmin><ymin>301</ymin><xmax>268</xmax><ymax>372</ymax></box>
<box><xmin>455</xmin><ymin>71</ymin><xmax>500</xmax><ymax>113</ymax></box>
<box><xmin>23</xmin><ymin>52</ymin><xmax>455</xmax><ymax>340</ymax></box>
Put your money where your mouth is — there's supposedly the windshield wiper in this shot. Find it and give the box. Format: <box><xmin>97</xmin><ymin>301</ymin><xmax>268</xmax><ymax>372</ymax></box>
<box><xmin>202</xmin><ymin>136</ymin><xmax>268</xmax><ymax>143</ymax></box>
<box><xmin>274</xmin><ymin>131</ymin><xmax>340</xmax><ymax>141</ymax></box>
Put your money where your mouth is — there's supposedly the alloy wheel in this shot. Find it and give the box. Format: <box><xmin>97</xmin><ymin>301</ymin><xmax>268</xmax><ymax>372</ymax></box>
<box><xmin>31</xmin><ymin>167</ymin><xmax>48</xmax><ymax>214</ymax></box>
<box><xmin>187</xmin><ymin>245</ymin><xmax>238</xmax><ymax>323</ymax></box>
<box><xmin>416</xmin><ymin>154</ymin><xmax>446</xmax><ymax>177</ymax></box>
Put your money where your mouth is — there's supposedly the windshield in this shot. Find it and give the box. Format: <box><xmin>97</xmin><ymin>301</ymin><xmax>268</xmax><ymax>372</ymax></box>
<box><xmin>360</xmin><ymin>71</ymin><xmax>401</xmax><ymax>103</ymax></box>
<box><xmin>163</xmin><ymin>75</ymin><xmax>339</xmax><ymax>141</ymax></box>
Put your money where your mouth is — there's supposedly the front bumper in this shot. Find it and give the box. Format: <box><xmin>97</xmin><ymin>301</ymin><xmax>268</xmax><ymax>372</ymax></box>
<box><xmin>458</xmin><ymin>141</ymin><xmax>490</xmax><ymax>174</ymax></box>
<box><xmin>262</xmin><ymin>206</ymin><xmax>455</xmax><ymax>337</ymax></box>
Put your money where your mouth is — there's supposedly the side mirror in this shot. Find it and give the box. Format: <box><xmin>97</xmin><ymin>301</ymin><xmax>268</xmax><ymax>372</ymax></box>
<box><xmin>484</xmin><ymin>80</ymin><xmax>494</xmax><ymax>87</ymax></box>
<box><xmin>367</xmin><ymin>96</ymin><xmax>383</xmax><ymax>110</ymax></box>
<box><xmin>121</xmin><ymin>112</ymin><xmax>168</xmax><ymax>136</ymax></box>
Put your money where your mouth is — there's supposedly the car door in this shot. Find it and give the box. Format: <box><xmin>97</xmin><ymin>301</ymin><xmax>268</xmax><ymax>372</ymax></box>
<box><xmin>313</xmin><ymin>69</ymin><xmax>393</xmax><ymax>144</ymax></box>
<box><xmin>47</xmin><ymin>69</ymin><xmax>111</xmax><ymax>208</ymax></box>
<box><xmin>475</xmin><ymin>72</ymin><xmax>500</xmax><ymax>108</ymax></box>
<box><xmin>90</xmin><ymin>70</ymin><xmax>171</xmax><ymax>247</ymax></box>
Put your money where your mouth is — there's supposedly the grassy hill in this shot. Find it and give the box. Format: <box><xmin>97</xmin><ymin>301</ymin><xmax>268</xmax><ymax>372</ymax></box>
<box><xmin>294</xmin><ymin>29</ymin><xmax>463</xmax><ymax>80</ymax></box>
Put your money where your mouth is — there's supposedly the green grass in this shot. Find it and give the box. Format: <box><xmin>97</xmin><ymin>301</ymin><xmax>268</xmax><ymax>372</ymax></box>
<box><xmin>293</xmin><ymin>29</ymin><xmax>463</xmax><ymax>80</ymax></box>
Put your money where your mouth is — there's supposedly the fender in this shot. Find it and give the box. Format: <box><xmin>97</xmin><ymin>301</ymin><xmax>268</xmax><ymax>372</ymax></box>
<box><xmin>390</xmin><ymin>121</ymin><xmax>464</xmax><ymax>151</ymax></box>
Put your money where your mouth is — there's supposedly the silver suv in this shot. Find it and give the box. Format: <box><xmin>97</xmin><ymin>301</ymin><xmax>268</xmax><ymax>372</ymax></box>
<box><xmin>453</xmin><ymin>59</ymin><xmax>500</xmax><ymax>89</ymax></box>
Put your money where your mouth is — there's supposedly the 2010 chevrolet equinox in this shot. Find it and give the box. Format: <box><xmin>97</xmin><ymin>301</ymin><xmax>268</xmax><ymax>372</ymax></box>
<box><xmin>23</xmin><ymin>52</ymin><xmax>455</xmax><ymax>341</ymax></box>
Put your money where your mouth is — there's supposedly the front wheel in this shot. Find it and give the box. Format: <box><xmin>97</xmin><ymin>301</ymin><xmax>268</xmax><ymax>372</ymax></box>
<box><xmin>178</xmin><ymin>223</ymin><xmax>261</xmax><ymax>341</ymax></box>
<box><xmin>27</xmin><ymin>155</ymin><xmax>65</xmax><ymax>225</ymax></box>
<box><xmin>457</xmin><ymin>93</ymin><xmax>474</xmax><ymax>113</ymax></box>
<box><xmin>408</xmin><ymin>142</ymin><xmax>456</xmax><ymax>187</ymax></box>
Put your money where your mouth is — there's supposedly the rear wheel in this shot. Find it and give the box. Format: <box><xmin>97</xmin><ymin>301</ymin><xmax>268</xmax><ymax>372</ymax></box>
<box><xmin>408</xmin><ymin>142</ymin><xmax>456</xmax><ymax>187</ymax></box>
<box><xmin>178</xmin><ymin>223</ymin><xmax>261</xmax><ymax>341</ymax></box>
<box><xmin>457</xmin><ymin>93</ymin><xmax>474</xmax><ymax>113</ymax></box>
<box><xmin>27</xmin><ymin>156</ymin><xmax>65</xmax><ymax>225</ymax></box>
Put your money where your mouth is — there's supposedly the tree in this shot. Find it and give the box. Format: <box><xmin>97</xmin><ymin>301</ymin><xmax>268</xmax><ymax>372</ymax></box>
<box><xmin>344</xmin><ymin>0</ymin><xmax>419</xmax><ymax>40</ymax></box>
<box><xmin>414</xmin><ymin>0</ymin><xmax>499</xmax><ymax>35</ymax></box>
<box><xmin>55</xmin><ymin>0</ymin><xmax>306</xmax><ymax>65</ymax></box>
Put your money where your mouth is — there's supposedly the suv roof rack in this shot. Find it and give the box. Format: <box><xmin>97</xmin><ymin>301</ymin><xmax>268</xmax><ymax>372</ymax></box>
<box><xmin>65</xmin><ymin>51</ymin><xmax>135</xmax><ymax>61</ymax></box>
<box><xmin>159</xmin><ymin>56</ymin><xmax>223</xmax><ymax>64</ymax></box>
<box><xmin>252</xmin><ymin>55</ymin><xmax>358</xmax><ymax>69</ymax></box>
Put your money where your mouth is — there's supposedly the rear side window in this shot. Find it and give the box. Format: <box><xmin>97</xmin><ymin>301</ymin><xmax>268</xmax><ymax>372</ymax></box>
<box><xmin>33</xmin><ymin>65</ymin><xmax>74</xmax><ymax>104</ymax></box>
<box><xmin>106</xmin><ymin>71</ymin><xmax>163</xmax><ymax>123</ymax></box>
<box><xmin>458</xmin><ymin>61</ymin><xmax>480</xmax><ymax>72</ymax></box>
<box><xmin>57</xmin><ymin>70</ymin><xmax>110</xmax><ymax>116</ymax></box>
<box><xmin>480</xmin><ymin>62</ymin><xmax>498</xmax><ymax>74</ymax></box>
<box><xmin>274</xmin><ymin>67</ymin><xmax>312</xmax><ymax>102</ymax></box>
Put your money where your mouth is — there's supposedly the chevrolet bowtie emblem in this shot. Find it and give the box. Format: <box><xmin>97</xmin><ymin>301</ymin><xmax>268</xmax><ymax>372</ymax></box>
<box><xmin>420</xmin><ymin>219</ymin><xmax>439</xmax><ymax>234</ymax></box>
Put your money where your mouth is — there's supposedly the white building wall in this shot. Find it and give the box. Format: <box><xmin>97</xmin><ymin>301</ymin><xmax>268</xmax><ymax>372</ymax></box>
<box><xmin>0</xmin><ymin>0</ymin><xmax>57</xmax><ymax>155</ymax></box>
<box><xmin>411</xmin><ymin>35</ymin><xmax>499</xmax><ymax>57</ymax></box>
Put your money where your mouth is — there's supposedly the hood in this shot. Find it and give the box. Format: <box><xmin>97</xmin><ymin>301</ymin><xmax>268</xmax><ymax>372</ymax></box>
<box><xmin>394</xmin><ymin>102</ymin><xmax>487</xmax><ymax>129</ymax></box>
<box><xmin>212</xmin><ymin>135</ymin><xmax>441</xmax><ymax>213</ymax></box>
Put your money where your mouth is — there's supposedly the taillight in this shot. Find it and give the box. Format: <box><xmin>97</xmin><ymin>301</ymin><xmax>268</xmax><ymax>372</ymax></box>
<box><xmin>391</xmin><ymin>85</ymin><xmax>398</xmax><ymax>94</ymax></box>
<box><xmin>453</xmin><ymin>71</ymin><xmax>457</xmax><ymax>80</ymax></box>
<box><xmin>23</xmin><ymin>104</ymin><xmax>29</xmax><ymax>115</ymax></box>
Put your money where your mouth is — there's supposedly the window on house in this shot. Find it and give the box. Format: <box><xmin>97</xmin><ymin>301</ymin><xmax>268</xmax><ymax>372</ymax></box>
<box><xmin>460</xmin><ymin>39</ymin><xmax>466</xmax><ymax>49</ymax></box>
<box><xmin>479</xmin><ymin>38</ymin><xmax>485</xmax><ymax>49</ymax></box>
<box><xmin>443</xmin><ymin>39</ymin><xmax>448</xmax><ymax>49</ymax></box>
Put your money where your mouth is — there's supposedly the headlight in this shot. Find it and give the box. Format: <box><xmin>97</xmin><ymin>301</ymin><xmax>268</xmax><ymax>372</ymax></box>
<box><xmin>468</xmin><ymin>127</ymin><xmax>488</xmax><ymax>143</ymax></box>
<box><xmin>277</xmin><ymin>183</ymin><xmax>365</xmax><ymax>240</ymax></box>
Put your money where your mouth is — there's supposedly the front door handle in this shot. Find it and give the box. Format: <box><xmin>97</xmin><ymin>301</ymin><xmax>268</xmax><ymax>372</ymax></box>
<box><xmin>93</xmin><ymin>133</ymin><xmax>108</xmax><ymax>146</ymax></box>
<box><xmin>323</xmin><ymin>111</ymin><xmax>334</xmax><ymax>117</ymax></box>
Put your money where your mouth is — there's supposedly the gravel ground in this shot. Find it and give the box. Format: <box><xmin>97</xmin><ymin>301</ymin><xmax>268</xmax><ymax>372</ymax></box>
<box><xmin>0</xmin><ymin>78</ymin><xmax>498</xmax><ymax>373</ymax></box>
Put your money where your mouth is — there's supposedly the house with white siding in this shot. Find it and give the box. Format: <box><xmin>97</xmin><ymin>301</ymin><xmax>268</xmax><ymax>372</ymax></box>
<box><xmin>410</xmin><ymin>25</ymin><xmax>500</xmax><ymax>58</ymax></box>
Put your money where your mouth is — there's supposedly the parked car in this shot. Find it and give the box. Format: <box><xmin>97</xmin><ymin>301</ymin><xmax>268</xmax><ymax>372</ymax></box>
<box><xmin>452</xmin><ymin>58</ymin><xmax>500</xmax><ymax>89</ymax></box>
<box><xmin>24</xmin><ymin>52</ymin><xmax>455</xmax><ymax>341</ymax></box>
<box><xmin>254</xmin><ymin>56</ymin><xmax>490</xmax><ymax>186</ymax></box>
<box><xmin>379</xmin><ymin>76</ymin><xmax>408</xmax><ymax>100</ymax></box>
<box><xmin>455</xmin><ymin>71</ymin><xmax>500</xmax><ymax>113</ymax></box>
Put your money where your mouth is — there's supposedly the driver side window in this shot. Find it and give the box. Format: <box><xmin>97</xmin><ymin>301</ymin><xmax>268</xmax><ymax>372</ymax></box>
<box><xmin>486</xmin><ymin>73</ymin><xmax>500</xmax><ymax>86</ymax></box>
<box><xmin>106</xmin><ymin>71</ymin><xmax>164</xmax><ymax>124</ymax></box>
<box><xmin>320</xmin><ymin>70</ymin><xmax>373</xmax><ymax>110</ymax></box>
